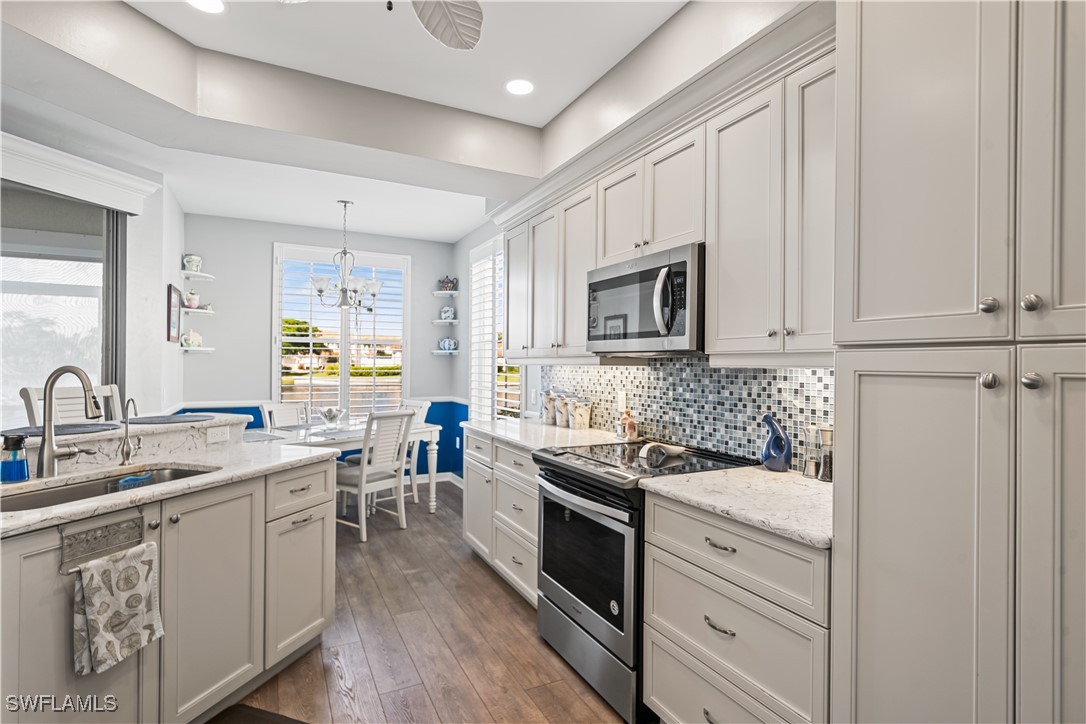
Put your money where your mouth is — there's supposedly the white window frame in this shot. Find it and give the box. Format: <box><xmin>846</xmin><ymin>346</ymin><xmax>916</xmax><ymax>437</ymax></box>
<box><xmin>271</xmin><ymin>242</ymin><xmax>411</xmax><ymax>414</ymax></box>
<box><xmin>469</xmin><ymin>236</ymin><xmax>520</xmax><ymax>421</ymax></box>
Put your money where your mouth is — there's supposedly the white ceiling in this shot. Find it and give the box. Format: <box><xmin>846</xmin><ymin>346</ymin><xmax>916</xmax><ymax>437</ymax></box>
<box><xmin>127</xmin><ymin>1</ymin><xmax>685</xmax><ymax>127</ymax></box>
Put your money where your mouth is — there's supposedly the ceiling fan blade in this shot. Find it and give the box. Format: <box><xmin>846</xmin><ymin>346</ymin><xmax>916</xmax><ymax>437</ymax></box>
<box><xmin>411</xmin><ymin>0</ymin><xmax>483</xmax><ymax>51</ymax></box>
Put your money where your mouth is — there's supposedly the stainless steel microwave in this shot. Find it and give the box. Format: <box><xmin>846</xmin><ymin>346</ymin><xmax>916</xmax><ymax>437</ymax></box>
<box><xmin>586</xmin><ymin>243</ymin><xmax>704</xmax><ymax>355</ymax></box>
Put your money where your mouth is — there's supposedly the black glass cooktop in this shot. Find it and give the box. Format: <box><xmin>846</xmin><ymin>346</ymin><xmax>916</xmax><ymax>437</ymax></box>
<box><xmin>539</xmin><ymin>441</ymin><xmax>757</xmax><ymax>483</ymax></box>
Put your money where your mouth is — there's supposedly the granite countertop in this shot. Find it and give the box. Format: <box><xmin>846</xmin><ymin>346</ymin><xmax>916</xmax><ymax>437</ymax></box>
<box><xmin>461</xmin><ymin>417</ymin><xmax>619</xmax><ymax>450</ymax></box>
<box><xmin>0</xmin><ymin>443</ymin><xmax>338</xmax><ymax>539</ymax></box>
<box><xmin>640</xmin><ymin>467</ymin><xmax>833</xmax><ymax>549</ymax></box>
<box><xmin>12</xmin><ymin>413</ymin><xmax>251</xmax><ymax>449</ymax></box>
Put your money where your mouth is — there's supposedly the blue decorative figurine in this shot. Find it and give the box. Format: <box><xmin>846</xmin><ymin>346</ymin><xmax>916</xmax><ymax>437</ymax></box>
<box><xmin>760</xmin><ymin>413</ymin><xmax>792</xmax><ymax>472</ymax></box>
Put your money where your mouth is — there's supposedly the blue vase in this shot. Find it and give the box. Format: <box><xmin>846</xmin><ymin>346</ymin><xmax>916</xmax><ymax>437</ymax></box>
<box><xmin>760</xmin><ymin>413</ymin><xmax>792</xmax><ymax>472</ymax></box>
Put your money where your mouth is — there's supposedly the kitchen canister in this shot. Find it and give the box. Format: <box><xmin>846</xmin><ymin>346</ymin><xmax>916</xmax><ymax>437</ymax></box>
<box><xmin>568</xmin><ymin>398</ymin><xmax>592</xmax><ymax>430</ymax></box>
<box><xmin>540</xmin><ymin>387</ymin><xmax>565</xmax><ymax>425</ymax></box>
<box><xmin>555</xmin><ymin>395</ymin><xmax>570</xmax><ymax>428</ymax></box>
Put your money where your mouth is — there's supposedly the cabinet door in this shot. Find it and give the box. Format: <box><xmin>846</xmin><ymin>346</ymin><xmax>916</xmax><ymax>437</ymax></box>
<box><xmin>1018</xmin><ymin>1</ymin><xmax>1086</xmax><ymax>340</ymax></box>
<box><xmin>557</xmin><ymin>184</ymin><xmax>596</xmax><ymax>356</ymax></box>
<box><xmin>504</xmin><ymin>222</ymin><xmax>530</xmax><ymax>358</ymax></box>
<box><xmin>1</xmin><ymin>508</ymin><xmax>161</xmax><ymax>724</ymax></box>
<box><xmin>705</xmin><ymin>83</ymin><xmax>784</xmax><ymax>354</ymax></box>
<box><xmin>597</xmin><ymin>158</ymin><xmax>645</xmax><ymax>266</ymax></box>
<box><xmin>643</xmin><ymin>126</ymin><xmax>705</xmax><ymax>253</ymax></box>
<box><xmin>462</xmin><ymin>458</ymin><xmax>493</xmax><ymax>560</ymax></box>
<box><xmin>835</xmin><ymin>1</ymin><xmax>1015</xmax><ymax>344</ymax></box>
<box><xmin>832</xmin><ymin>348</ymin><xmax>1013</xmax><ymax>723</ymax></box>
<box><xmin>265</xmin><ymin>501</ymin><xmax>335</xmax><ymax>668</ymax></box>
<box><xmin>1017</xmin><ymin>344</ymin><xmax>1086</xmax><ymax>722</ymax></box>
<box><xmin>783</xmin><ymin>55</ymin><xmax>836</xmax><ymax>352</ymax></box>
<box><xmin>528</xmin><ymin>207</ymin><xmax>559</xmax><ymax>357</ymax></box>
<box><xmin>161</xmin><ymin>479</ymin><xmax>264</xmax><ymax>723</ymax></box>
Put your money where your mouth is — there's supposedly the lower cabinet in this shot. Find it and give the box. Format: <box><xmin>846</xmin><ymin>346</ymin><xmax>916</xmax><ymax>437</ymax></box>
<box><xmin>643</xmin><ymin>493</ymin><xmax>830</xmax><ymax>724</ymax></box>
<box><xmin>462</xmin><ymin>458</ymin><xmax>493</xmax><ymax>560</ymax></box>
<box><xmin>264</xmin><ymin>500</ymin><xmax>335</xmax><ymax>668</ymax></box>
<box><xmin>160</xmin><ymin>479</ymin><xmax>265</xmax><ymax>723</ymax></box>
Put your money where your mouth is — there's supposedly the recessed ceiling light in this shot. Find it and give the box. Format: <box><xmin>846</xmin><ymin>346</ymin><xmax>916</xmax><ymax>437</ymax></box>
<box><xmin>187</xmin><ymin>0</ymin><xmax>225</xmax><ymax>13</ymax></box>
<box><xmin>505</xmin><ymin>79</ymin><xmax>534</xmax><ymax>96</ymax></box>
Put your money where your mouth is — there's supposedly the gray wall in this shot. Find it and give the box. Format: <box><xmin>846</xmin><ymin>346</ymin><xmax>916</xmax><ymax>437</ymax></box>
<box><xmin>182</xmin><ymin>214</ymin><xmax>457</xmax><ymax>403</ymax></box>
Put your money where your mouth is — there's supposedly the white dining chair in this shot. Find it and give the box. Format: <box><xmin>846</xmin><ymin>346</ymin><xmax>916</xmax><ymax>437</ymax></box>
<box><xmin>335</xmin><ymin>409</ymin><xmax>415</xmax><ymax>542</ymax></box>
<box><xmin>19</xmin><ymin>384</ymin><xmax>123</xmax><ymax>426</ymax></box>
<box><xmin>260</xmin><ymin>401</ymin><xmax>310</xmax><ymax>429</ymax></box>
<box><xmin>399</xmin><ymin>399</ymin><xmax>431</xmax><ymax>504</ymax></box>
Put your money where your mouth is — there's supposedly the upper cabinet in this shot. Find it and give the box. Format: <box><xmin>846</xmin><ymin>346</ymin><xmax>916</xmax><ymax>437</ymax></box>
<box><xmin>557</xmin><ymin>185</ymin><xmax>597</xmax><ymax>357</ymax></box>
<box><xmin>705</xmin><ymin>55</ymin><xmax>835</xmax><ymax>360</ymax></box>
<box><xmin>597</xmin><ymin>127</ymin><xmax>705</xmax><ymax>267</ymax></box>
<box><xmin>504</xmin><ymin>222</ymin><xmax>530</xmax><ymax>358</ymax></box>
<box><xmin>527</xmin><ymin>207</ymin><xmax>559</xmax><ymax>357</ymax></box>
<box><xmin>834</xmin><ymin>1</ymin><xmax>1016</xmax><ymax>344</ymax></box>
<box><xmin>1018</xmin><ymin>0</ymin><xmax>1086</xmax><ymax>340</ymax></box>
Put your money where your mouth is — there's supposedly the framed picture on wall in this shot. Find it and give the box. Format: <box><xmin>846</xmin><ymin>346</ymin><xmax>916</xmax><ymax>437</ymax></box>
<box><xmin>167</xmin><ymin>284</ymin><xmax>181</xmax><ymax>342</ymax></box>
<box><xmin>604</xmin><ymin>313</ymin><xmax>626</xmax><ymax>341</ymax></box>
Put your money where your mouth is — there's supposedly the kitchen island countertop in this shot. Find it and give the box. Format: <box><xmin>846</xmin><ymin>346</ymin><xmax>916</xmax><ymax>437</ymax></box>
<box><xmin>640</xmin><ymin>466</ymin><xmax>833</xmax><ymax>549</ymax></box>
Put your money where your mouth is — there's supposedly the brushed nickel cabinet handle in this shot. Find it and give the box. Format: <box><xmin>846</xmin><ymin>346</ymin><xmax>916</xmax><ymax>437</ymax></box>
<box><xmin>148</xmin><ymin>519</ymin><xmax>161</xmax><ymax>530</ymax></box>
<box><xmin>1021</xmin><ymin>372</ymin><xmax>1044</xmax><ymax>390</ymax></box>
<box><xmin>705</xmin><ymin>537</ymin><xmax>736</xmax><ymax>553</ymax></box>
<box><xmin>472</xmin><ymin>444</ymin><xmax>484</xmax><ymax>450</ymax></box>
<box><xmin>169</xmin><ymin>514</ymin><xmax>181</xmax><ymax>524</ymax></box>
<box><xmin>511</xmin><ymin>555</ymin><xmax>524</xmax><ymax>566</ymax></box>
<box><xmin>292</xmin><ymin>514</ymin><xmax>314</xmax><ymax>526</ymax></box>
<box><xmin>766</xmin><ymin>329</ymin><xmax>777</xmax><ymax>338</ymax></box>
<box><xmin>978</xmin><ymin>297</ymin><xmax>1000</xmax><ymax>313</ymax></box>
<box><xmin>704</xmin><ymin>615</ymin><xmax>735</xmax><ymax>637</ymax></box>
<box><xmin>979</xmin><ymin>373</ymin><xmax>1000</xmax><ymax>390</ymax></box>
<box><xmin>703</xmin><ymin>708</ymin><xmax>718</xmax><ymax>724</ymax></box>
<box><xmin>289</xmin><ymin>483</ymin><xmax>313</xmax><ymax>494</ymax></box>
<box><xmin>1020</xmin><ymin>294</ymin><xmax>1044</xmax><ymax>312</ymax></box>
<box><xmin>783</xmin><ymin>327</ymin><xmax>794</xmax><ymax>336</ymax></box>
<box><xmin>512</xmin><ymin>460</ymin><xmax>525</xmax><ymax>467</ymax></box>
<box><xmin>511</xmin><ymin>503</ymin><xmax>524</xmax><ymax>512</ymax></box>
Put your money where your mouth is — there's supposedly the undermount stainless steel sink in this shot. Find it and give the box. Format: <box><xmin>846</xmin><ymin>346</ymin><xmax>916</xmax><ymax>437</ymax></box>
<box><xmin>0</xmin><ymin>466</ymin><xmax>221</xmax><ymax>513</ymax></box>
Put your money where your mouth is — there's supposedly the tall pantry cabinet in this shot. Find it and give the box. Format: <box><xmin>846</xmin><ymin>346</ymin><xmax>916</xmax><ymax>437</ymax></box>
<box><xmin>832</xmin><ymin>1</ymin><xmax>1085</xmax><ymax>722</ymax></box>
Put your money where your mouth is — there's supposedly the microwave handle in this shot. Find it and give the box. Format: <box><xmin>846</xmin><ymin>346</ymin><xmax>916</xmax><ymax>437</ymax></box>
<box><xmin>653</xmin><ymin>267</ymin><xmax>672</xmax><ymax>335</ymax></box>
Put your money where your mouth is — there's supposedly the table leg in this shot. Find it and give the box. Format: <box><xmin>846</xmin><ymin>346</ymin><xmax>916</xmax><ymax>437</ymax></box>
<box><xmin>427</xmin><ymin>436</ymin><xmax>439</xmax><ymax>514</ymax></box>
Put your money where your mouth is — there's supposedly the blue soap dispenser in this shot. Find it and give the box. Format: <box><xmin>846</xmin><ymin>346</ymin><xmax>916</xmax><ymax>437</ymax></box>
<box><xmin>760</xmin><ymin>414</ymin><xmax>792</xmax><ymax>472</ymax></box>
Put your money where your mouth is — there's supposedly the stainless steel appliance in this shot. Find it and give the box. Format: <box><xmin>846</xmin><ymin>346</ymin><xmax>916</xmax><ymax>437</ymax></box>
<box><xmin>587</xmin><ymin>243</ymin><xmax>704</xmax><ymax>355</ymax></box>
<box><xmin>533</xmin><ymin>441</ymin><xmax>757</xmax><ymax>722</ymax></box>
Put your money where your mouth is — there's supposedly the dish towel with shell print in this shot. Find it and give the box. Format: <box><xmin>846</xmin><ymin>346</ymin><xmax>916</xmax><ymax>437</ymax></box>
<box><xmin>73</xmin><ymin>541</ymin><xmax>164</xmax><ymax>676</ymax></box>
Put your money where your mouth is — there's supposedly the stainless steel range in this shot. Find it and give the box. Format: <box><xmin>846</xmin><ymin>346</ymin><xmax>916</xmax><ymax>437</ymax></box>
<box><xmin>532</xmin><ymin>441</ymin><xmax>757</xmax><ymax>723</ymax></box>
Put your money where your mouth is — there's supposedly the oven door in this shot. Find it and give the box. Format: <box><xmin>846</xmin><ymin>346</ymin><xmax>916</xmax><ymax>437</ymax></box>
<box><xmin>537</xmin><ymin>475</ymin><xmax>636</xmax><ymax>666</ymax></box>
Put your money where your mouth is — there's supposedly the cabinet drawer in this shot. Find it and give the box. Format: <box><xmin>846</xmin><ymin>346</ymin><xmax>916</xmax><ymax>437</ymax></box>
<box><xmin>645</xmin><ymin>544</ymin><xmax>827</xmax><ymax>724</ymax></box>
<box><xmin>267</xmin><ymin>463</ymin><xmax>334</xmax><ymax>521</ymax></box>
<box><xmin>494</xmin><ymin>473</ymin><xmax>538</xmax><ymax>545</ymax></box>
<box><xmin>644</xmin><ymin>625</ymin><xmax>783</xmax><ymax>724</ymax></box>
<box><xmin>645</xmin><ymin>493</ymin><xmax>828</xmax><ymax>624</ymax></box>
<box><xmin>494</xmin><ymin>442</ymin><xmax>539</xmax><ymax>481</ymax></box>
<box><xmin>492</xmin><ymin>521</ymin><xmax>537</xmax><ymax>605</ymax></box>
<box><xmin>464</xmin><ymin>432</ymin><xmax>492</xmax><ymax>465</ymax></box>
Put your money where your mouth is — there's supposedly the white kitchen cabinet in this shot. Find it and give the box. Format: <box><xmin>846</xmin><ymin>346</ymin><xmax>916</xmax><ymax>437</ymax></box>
<box><xmin>161</xmin><ymin>478</ymin><xmax>265</xmax><ymax>723</ymax></box>
<box><xmin>1017</xmin><ymin>344</ymin><xmax>1086</xmax><ymax>723</ymax></box>
<box><xmin>504</xmin><ymin>222</ymin><xmax>530</xmax><ymax>358</ymax></box>
<box><xmin>528</xmin><ymin>206</ymin><xmax>559</xmax><ymax>357</ymax></box>
<box><xmin>782</xmin><ymin>54</ymin><xmax>836</xmax><ymax>353</ymax></box>
<box><xmin>557</xmin><ymin>184</ymin><xmax>596</xmax><ymax>357</ymax></box>
<box><xmin>264</xmin><ymin>500</ymin><xmax>335</xmax><ymax>668</ymax></box>
<box><xmin>0</xmin><ymin>508</ymin><xmax>162</xmax><ymax>724</ymax></box>
<box><xmin>831</xmin><ymin>347</ymin><xmax>1014</xmax><ymax>723</ymax></box>
<box><xmin>462</xmin><ymin>457</ymin><xmax>493</xmax><ymax>560</ymax></box>
<box><xmin>705</xmin><ymin>83</ymin><xmax>784</xmax><ymax>354</ymax></box>
<box><xmin>834</xmin><ymin>1</ymin><xmax>1015</xmax><ymax>344</ymax></box>
<box><xmin>1017</xmin><ymin>1</ymin><xmax>1086</xmax><ymax>340</ymax></box>
<box><xmin>597</xmin><ymin>127</ymin><xmax>705</xmax><ymax>267</ymax></box>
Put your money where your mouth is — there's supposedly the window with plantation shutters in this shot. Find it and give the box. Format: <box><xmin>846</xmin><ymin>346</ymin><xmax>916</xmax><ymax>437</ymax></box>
<box><xmin>470</xmin><ymin>241</ymin><xmax>520</xmax><ymax>421</ymax></box>
<box><xmin>274</xmin><ymin>244</ymin><xmax>408</xmax><ymax>422</ymax></box>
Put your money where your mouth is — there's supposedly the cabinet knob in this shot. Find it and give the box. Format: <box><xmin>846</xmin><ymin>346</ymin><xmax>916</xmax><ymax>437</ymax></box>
<box><xmin>1020</xmin><ymin>372</ymin><xmax>1044</xmax><ymax>390</ymax></box>
<box><xmin>148</xmin><ymin>519</ymin><xmax>161</xmax><ymax>530</ymax></box>
<box><xmin>766</xmin><ymin>329</ymin><xmax>777</xmax><ymax>338</ymax></box>
<box><xmin>633</xmin><ymin>242</ymin><xmax>641</xmax><ymax>249</ymax></box>
<box><xmin>550</xmin><ymin>343</ymin><xmax>557</xmax><ymax>348</ymax></box>
<box><xmin>1020</xmin><ymin>294</ymin><xmax>1044</xmax><ymax>312</ymax></box>
<box><xmin>521</xmin><ymin>345</ymin><xmax>527</xmax><ymax>350</ymax></box>
<box><xmin>169</xmin><ymin>513</ymin><xmax>181</xmax><ymax>524</ymax></box>
<box><xmin>783</xmin><ymin>327</ymin><xmax>794</xmax><ymax>336</ymax></box>
<box><xmin>978</xmin><ymin>373</ymin><xmax>1000</xmax><ymax>390</ymax></box>
<box><xmin>978</xmin><ymin>297</ymin><xmax>1000</xmax><ymax>314</ymax></box>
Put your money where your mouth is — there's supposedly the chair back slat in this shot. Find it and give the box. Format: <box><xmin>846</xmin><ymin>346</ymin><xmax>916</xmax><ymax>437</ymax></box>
<box><xmin>260</xmin><ymin>402</ymin><xmax>309</xmax><ymax>429</ymax></box>
<box><xmin>359</xmin><ymin>410</ymin><xmax>415</xmax><ymax>476</ymax></box>
<box><xmin>399</xmin><ymin>399</ymin><xmax>431</xmax><ymax>425</ymax></box>
<box><xmin>19</xmin><ymin>384</ymin><xmax>123</xmax><ymax>426</ymax></box>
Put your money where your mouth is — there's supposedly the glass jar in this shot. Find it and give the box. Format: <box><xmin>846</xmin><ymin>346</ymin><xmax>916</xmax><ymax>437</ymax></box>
<box><xmin>817</xmin><ymin>427</ymin><xmax>834</xmax><ymax>482</ymax></box>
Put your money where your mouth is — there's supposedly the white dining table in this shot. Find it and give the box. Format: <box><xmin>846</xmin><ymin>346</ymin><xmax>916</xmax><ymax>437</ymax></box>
<box><xmin>243</xmin><ymin>421</ymin><xmax>444</xmax><ymax>513</ymax></box>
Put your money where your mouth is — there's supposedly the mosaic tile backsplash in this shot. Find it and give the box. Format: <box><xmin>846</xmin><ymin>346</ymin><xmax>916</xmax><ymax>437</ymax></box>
<box><xmin>540</xmin><ymin>358</ymin><xmax>834</xmax><ymax>473</ymax></box>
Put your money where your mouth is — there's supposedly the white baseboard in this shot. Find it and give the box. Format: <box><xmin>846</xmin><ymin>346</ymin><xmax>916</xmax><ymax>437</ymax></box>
<box><xmin>437</xmin><ymin>472</ymin><xmax>463</xmax><ymax>489</ymax></box>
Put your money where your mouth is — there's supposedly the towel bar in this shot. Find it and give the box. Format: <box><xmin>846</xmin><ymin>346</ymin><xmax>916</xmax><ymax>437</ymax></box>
<box><xmin>58</xmin><ymin>514</ymin><xmax>144</xmax><ymax>575</ymax></box>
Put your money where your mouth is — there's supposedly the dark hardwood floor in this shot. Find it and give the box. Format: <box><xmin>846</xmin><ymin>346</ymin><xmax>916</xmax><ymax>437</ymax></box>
<box><xmin>242</xmin><ymin>482</ymin><xmax>623</xmax><ymax>724</ymax></box>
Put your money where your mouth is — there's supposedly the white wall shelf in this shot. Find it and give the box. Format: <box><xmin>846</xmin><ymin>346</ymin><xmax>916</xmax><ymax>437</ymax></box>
<box><xmin>182</xmin><ymin>308</ymin><xmax>215</xmax><ymax>316</ymax></box>
<box><xmin>431</xmin><ymin>350</ymin><xmax>460</xmax><ymax>356</ymax></box>
<box><xmin>432</xmin><ymin>290</ymin><xmax>460</xmax><ymax>298</ymax></box>
<box><xmin>180</xmin><ymin>347</ymin><xmax>215</xmax><ymax>354</ymax></box>
<box><xmin>182</xmin><ymin>270</ymin><xmax>215</xmax><ymax>282</ymax></box>
<box><xmin>431</xmin><ymin>319</ymin><xmax>460</xmax><ymax>325</ymax></box>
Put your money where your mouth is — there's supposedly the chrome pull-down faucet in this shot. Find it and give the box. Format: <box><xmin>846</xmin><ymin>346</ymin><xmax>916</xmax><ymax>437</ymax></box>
<box><xmin>37</xmin><ymin>366</ymin><xmax>103</xmax><ymax>478</ymax></box>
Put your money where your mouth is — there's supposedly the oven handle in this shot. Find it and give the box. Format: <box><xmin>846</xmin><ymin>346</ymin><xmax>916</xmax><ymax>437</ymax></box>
<box><xmin>653</xmin><ymin>267</ymin><xmax>672</xmax><ymax>335</ymax></box>
<box><xmin>537</xmin><ymin>477</ymin><xmax>631</xmax><ymax>525</ymax></box>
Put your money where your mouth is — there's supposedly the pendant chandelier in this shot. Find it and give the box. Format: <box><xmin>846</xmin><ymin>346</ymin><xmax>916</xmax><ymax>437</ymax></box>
<box><xmin>312</xmin><ymin>200</ymin><xmax>382</xmax><ymax>309</ymax></box>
